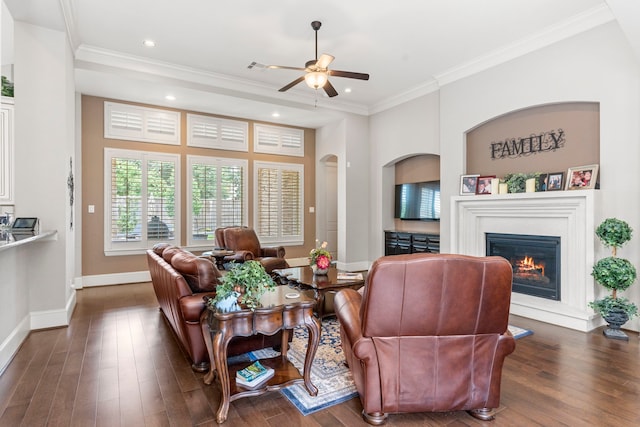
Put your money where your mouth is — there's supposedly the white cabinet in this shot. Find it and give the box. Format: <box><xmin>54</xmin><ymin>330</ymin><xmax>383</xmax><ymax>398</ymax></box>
<box><xmin>0</xmin><ymin>97</ymin><xmax>14</xmax><ymax>204</ymax></box>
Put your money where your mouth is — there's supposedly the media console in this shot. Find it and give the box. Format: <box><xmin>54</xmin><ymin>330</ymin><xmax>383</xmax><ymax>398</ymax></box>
<box><xmin>384</xmin><ymin>231</ymin><xmax>440</xmax><ymax>256</ymax></box>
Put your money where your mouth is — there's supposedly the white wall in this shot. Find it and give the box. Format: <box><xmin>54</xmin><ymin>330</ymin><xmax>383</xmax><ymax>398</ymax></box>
<box><xmin>0</xmin><ymin>19</ymin><xmax>76</xmax><ymax>371</ymax></box>
<box><xmin>438</xmin><ymin>22</ymin><xmax>640</xmax><ymax>331</ymax></box>
<box><xmin>317</xmin><ymin>113</ymin><xmax>370</xmax><ymax>271</ymax></box>
<box><xmin>369</xmin><ymin>92</ymin><xmax>440</xmax><ymax>260</ymax></box>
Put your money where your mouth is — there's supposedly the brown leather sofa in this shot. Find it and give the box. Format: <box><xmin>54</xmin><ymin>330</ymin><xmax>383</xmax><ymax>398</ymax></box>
<box><xmin>216</xmin><ymin>226</ymin><xmax>289</xmax><ymax>273</ymax></box>
<box><xmin>146</xmin><ymin>243</ymin><xmax>285</xmax><ymax>372</ymax></box>
<box><xmin>334</xmin><ymin>253</ymin><xmax>516</xmax><ymax>425</ymax></box>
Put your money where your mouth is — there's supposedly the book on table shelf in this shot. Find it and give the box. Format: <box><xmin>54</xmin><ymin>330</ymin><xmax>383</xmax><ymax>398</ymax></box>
<box><xmin>337</xmin><ymin>272</ymin><xmax>363</xmax><ymax>280</ymax></box>
<box><xmin>236</xmin><ymin>361</ymin><xmax>274</xmax><ymax>388</ymax></box>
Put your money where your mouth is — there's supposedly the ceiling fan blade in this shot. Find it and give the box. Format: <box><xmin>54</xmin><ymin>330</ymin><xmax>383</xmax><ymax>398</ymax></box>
<box><xmin>248</xmin><ymin>62</ymin><xmax>306</xmax><ymax>71</ymax></box>
<box><xmin>328</xmin><ymin>70</ymin><xmax>370</xmax><ymax>80</ymax></box>
<box><xmin>315</xmin><ymin>53</ymin><xmax>335</xmax><ymax>69</ymax></box>
<box><xmin>278</xmin><ymin>76</ymin><xmax>306</xmax><ymax>92</ymax></box>
<box><xmin>266</xmin><ymin>65</ymin><xmax>307</xmax><ymax>71</ymax></box>
<box><xmin>323</xmin><ymin>80</ymin><xmax>338</xmax><ymax>97</ymax></box>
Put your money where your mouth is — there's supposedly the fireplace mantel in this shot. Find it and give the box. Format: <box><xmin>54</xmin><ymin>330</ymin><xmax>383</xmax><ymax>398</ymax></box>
<box><xmin>451</xmin><ymin>190</ymin><xmax>602</xmax><ymax>331</ymax></box>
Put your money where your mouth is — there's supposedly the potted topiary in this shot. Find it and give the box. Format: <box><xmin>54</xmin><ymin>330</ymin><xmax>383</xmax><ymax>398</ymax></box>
<box><xmin>589</xmin><ymin>218</ymin><xmax>638</xmax><ymax>340</ymax></box>
<box><xmin>209</xmin><ymin>260</ymin><xmax>277</xmax><ymax>312</ymax></box>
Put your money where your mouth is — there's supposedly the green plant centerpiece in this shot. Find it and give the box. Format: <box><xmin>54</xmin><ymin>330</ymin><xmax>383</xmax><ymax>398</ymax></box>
<box><xmin>210</xmin><ymin>260</ymin><xmax>276</xmax><ymax>312</ymax></box>
<box><xmin>589</xmin><ymin>218</ymin><xmax>638</xmax><ymax>340</ymax></box>
<box><xmin>503</xmin><ymin>172</ymin><xmax>540</xmax><ymax>193</ymax></box>
<box><xmin>1</xmin><ymin>76</ymin><xmax>14</xmax><ymax>97</ymax></box>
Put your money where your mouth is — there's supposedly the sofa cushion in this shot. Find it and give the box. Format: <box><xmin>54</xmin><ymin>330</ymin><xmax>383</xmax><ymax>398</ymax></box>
<box><xmin>152</xmin><ymin>242</ymin><xmax>171</xmax><ymax>256</ymax></box>
<box><xmin>171</xmin><ymin>251</ymin><xmax>220</xmax><ymax>293</ymax></box>
<box><xmin>162</xmin><ymin>245</ymin><xmax>182</xmax><ymax>263</ymax></box>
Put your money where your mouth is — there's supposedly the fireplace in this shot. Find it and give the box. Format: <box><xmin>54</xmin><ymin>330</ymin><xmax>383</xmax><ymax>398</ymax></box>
<box><xmin>486</xmin><ymin>233</ymin><xmax>561</xmax><ymax>301</ymax></box>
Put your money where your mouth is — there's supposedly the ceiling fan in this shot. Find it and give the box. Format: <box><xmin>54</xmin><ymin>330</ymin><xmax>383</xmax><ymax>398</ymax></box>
<box><xmin>248</xmin><ymin>21</ymin><xmax>369</xmax><ymax>98</ymax></box>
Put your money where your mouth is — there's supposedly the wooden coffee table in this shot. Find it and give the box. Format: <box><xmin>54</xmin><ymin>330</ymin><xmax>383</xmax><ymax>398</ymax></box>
<box><xmin>201</xmin><ymin>286</ymin><xmax>320</xmax><ymax>423</ymax></box>
<box><xmin>272</xmin><ymin>266</ymin><xmax>366</xmax><ymax>320</ymax></box>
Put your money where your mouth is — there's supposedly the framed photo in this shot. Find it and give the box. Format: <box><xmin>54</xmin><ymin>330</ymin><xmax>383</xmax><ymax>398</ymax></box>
<box><xmin>566</xmin><ymin>164</ymin><xmax>599</xmax><ymax>190</ymax></box>
<box><xmin>460</xmin><ymin>174</ymin><xmax>479</xmax><ymax>195</ymax></box>
<box><xmin>476</xmin><ymin>175</ymin><xmax>496</xmax><ymax>195</ymax></box>
<box><xmin>537</xmin><ymin>173</ymin><xmax>548</xmax><ymax>192</ymax></box>
<box><xmin>546</xmin><ymin>172</ymin><xmax>564</xmax><ymax>191</ymax></box>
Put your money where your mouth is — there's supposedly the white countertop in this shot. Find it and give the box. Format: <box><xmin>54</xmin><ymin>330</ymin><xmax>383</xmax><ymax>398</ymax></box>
<box><xmin>0</xmin><ymin>230</ymin><xmax>57</xmax><ymax>252</ymax></box>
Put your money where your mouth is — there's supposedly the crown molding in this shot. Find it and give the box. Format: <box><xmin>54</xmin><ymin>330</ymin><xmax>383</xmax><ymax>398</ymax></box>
<box><xmin>369</xmin><ymin>80</ymin><xmax>440</xmax><ymax>115</ymax></box>
<box><xmin>74</xmin><ymin>45</ymin><xmax>370</xmax><ymax>117</ymax></box>
<box><xmin>59</xmin><ymin>0</ymin><xmax>79</xmax><ymax>52</ymax></box>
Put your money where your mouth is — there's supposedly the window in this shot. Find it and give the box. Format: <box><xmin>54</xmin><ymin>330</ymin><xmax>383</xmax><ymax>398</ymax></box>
<box><xmin>186</xmin><ymin>114</ymin><xmax>248</xmax><ymax>152</ymax></box>
<box><xmin>254</xmin><ymin>161</ymin><xmax>303</xmax><ymax>245</ymax></box>
<box><xmin>187</xmin><ymin>156</ymin><xmax>248</xmax><ymax>247</ymax></box>
<box><xmin>104</xmin><ymin>148</ymin><xmax>180</xmax><ymax>255</ymax></box>
<box><xmin>254</xmin><ymin>124</ymin><xmax>304</xmax><ymax>157</ymax></box>
<box><xmin>104</xmin><ymin>102</ymin><xmax>180</xmax><ymax>145</ymax></box>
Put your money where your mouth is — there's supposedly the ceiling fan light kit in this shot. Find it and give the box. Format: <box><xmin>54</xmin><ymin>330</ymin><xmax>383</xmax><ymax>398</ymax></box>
<box><xmin>249</xmin><ymin>20</ymin><xmax>369</xmax><ymax>98</ymax></box>
<box><xmin>305</xmin><ymin>71</ymin><xmax>328</xmax><ymax>89</ymax></box>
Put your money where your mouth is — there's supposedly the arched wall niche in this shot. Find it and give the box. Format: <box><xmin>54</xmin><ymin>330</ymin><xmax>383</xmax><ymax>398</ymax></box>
<box><xmin>390</xmin><ymin>153</ymin><xmax>440</xmax><ymax>234</ymax></box>
<box><xmin>466</xmin><ymin>102</ymin><xmax>600</xmax><ymax>180</ymax></box>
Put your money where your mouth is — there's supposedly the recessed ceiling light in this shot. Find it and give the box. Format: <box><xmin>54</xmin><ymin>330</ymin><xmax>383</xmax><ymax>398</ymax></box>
<box><xmin>344</xmin><ymin>88</ymin><xmax>352</xmax><ymax>93</ymax></box>
<box><xmin>143</xmin><ymin>39</ymin><xmax>156</xmax><ymax>47</ymax></box>
<box><xmin>165</xmin><ymin>95</ymin><xmax>176</xmax><ymax>101</ymax></box>
<box><xmin>271</xmin><ymin>112</ymin><xmax>280</xmax><ymax>118</ymax></box>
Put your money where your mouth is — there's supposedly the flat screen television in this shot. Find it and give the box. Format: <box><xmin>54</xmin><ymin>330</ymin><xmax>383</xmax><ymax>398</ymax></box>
<box><xmin>394</xmin><ymin>181</ymin><xmax>441</xmax><ymax>221</ymax></box>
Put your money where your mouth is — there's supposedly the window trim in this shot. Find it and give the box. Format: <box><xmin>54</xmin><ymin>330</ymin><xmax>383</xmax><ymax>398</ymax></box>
<box><xmin>253</xmin><ymin>160</ymin><xmax>304</xmax><ymax>246</ymax></box>
<box><xmin>104</xmin><ymin>148</ymin><xmax>181</xmax><ymax>255</ymax></box>
<box><xmin>186</xmin><ymin>155</ymin><xmax>248</xmax><ymax>248</ymax></box>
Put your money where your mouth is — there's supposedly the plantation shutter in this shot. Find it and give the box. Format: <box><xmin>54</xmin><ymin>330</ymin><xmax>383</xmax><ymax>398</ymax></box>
<box><xmin>105</xmin><ymin>148</ymin><xmax>180</xmax><ymax>254</ymax></box>
<box><xmin>187</xmin><ymin>114</ymin><xmax>248</xmax><ymax>151</ymax></box>
<box><xmin>146</xmin><ymin>160</ymin><xmax>176</xmax><ymax>241</ymax></box>
<box><xmin>254</xmin><ymin>161</ymin><xmax>303</xmax><ymax>245</ymax></box>
<box><xmin>104</xmin><ymin>102</ymin><xmax>180</xmax><ymax>145</ymax></box>
<box><xmin>110</xmin><ymin>157</ymin><xmax>142</xmax><ymax>242</ymax></box>
<box><xmin>187</xmin><ymin>156</ymin><xmax>247</xmax><ymax>246</ymax></box>
<box><xmin>254</xmin><ymin>124</ymin><xmax>304</xmax><ymax>157</ymax></box>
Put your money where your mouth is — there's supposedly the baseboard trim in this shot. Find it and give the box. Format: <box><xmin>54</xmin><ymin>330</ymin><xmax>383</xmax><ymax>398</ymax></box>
<box><xmin>0</xmin><ymin>315</ymin><xmax>30</xmax><ymax>375</ymax></box>
<box><xmin>78</xmin><ymin>271</ymin><xmax>151</xmax><ymax>288</ymax></box>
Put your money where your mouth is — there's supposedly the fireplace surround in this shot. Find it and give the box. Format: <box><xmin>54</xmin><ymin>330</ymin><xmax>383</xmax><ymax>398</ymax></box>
<box><xmin>451</xmin><ymin>190</ymin><xmax>601</xmax><ymax>331</ymax></box>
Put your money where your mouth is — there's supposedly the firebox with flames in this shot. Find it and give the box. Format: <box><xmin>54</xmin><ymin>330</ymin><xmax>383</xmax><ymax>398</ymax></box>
<box><xmin>513</xmin><ymin>255</ymin><xmax>550</xmax><ymax>284</ymax></box>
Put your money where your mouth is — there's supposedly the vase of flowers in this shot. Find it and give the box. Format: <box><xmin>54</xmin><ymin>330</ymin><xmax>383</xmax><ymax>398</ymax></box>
<box><xmin>310</xmin><ymin>240</ymin><xmax>332</xmax><ymax>275</ymax></box>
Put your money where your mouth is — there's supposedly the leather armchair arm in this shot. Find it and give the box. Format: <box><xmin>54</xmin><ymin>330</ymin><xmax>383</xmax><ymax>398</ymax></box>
<box><xmin>260</xmin><ymin>246</ymin><xmax>286</xmax><ymax>258</ymax></box>
<box><xmin>179</xmin><ymin>292</ymin><xmax>216</xmax><ymax>323</ymax></box>
<box><xmin>224</xmin><ymin>250</ymin><xmax>254</xmax><ymax>263</ymax></box>
<box><xmin>334</xmin><ymin>288</ymin><xmax>365</xmax><ymax>349</ymax></box>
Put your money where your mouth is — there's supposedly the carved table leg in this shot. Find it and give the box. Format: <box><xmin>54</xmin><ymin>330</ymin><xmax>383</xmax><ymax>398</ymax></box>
<box><xmin>213</xmin><ymin>330</ymin><xmax>231</xmax><ymax>424</ymax></box>
<box><xmin>200</xmin><ymin>310</ymin><xmax>216</xmax><ymax>385</ymax></box>
<box><xmin>303</xmin><ymin>314</ymin><xmax>321</xmax><ymax>396</ymax></box>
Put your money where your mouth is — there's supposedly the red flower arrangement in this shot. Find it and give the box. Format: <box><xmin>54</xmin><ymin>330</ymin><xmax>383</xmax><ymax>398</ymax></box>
<box><xmin>310</xmin><ymin>240</ymin><xmax>332</xmax><ymax>269</ymax></box>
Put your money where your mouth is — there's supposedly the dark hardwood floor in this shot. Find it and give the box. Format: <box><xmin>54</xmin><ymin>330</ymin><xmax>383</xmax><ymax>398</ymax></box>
<box><xmin>1</xmin><ymin>282</ymin><xmax>639</xmax><ymax>426</ymax></box>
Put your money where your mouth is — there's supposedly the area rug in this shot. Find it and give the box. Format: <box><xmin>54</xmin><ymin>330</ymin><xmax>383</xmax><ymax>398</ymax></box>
<box><xmin>248</xmin><ymin>320</ymin><xmax>532</xmax><ymax>416</ymax></box>
<box><xmin>249</xmin><ymin>318</ymin><xmax>357</xmax><ymax>416</ymax></box>
<box><xmin>509</xmin><ymin>325</ymin><xmax>534</xmax><ymax>339</ymax></box>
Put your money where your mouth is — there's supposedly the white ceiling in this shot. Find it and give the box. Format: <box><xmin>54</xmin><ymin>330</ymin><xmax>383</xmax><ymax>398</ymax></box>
<box><xmin>3</xmin><ymin>0</ymin><xmax>640</xmax><ymax>128</ymax></box>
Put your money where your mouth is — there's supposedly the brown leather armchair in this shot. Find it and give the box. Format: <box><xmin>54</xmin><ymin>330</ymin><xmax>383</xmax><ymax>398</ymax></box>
<box><xmin>334</xmin><ymin>253</ymin><xmax>516</xmax><ymax>425</ymax></box>
<box><xmin>221</xmin><ymin>227</ymin><xmax>289</xmax><ymax>273</ymax></box>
